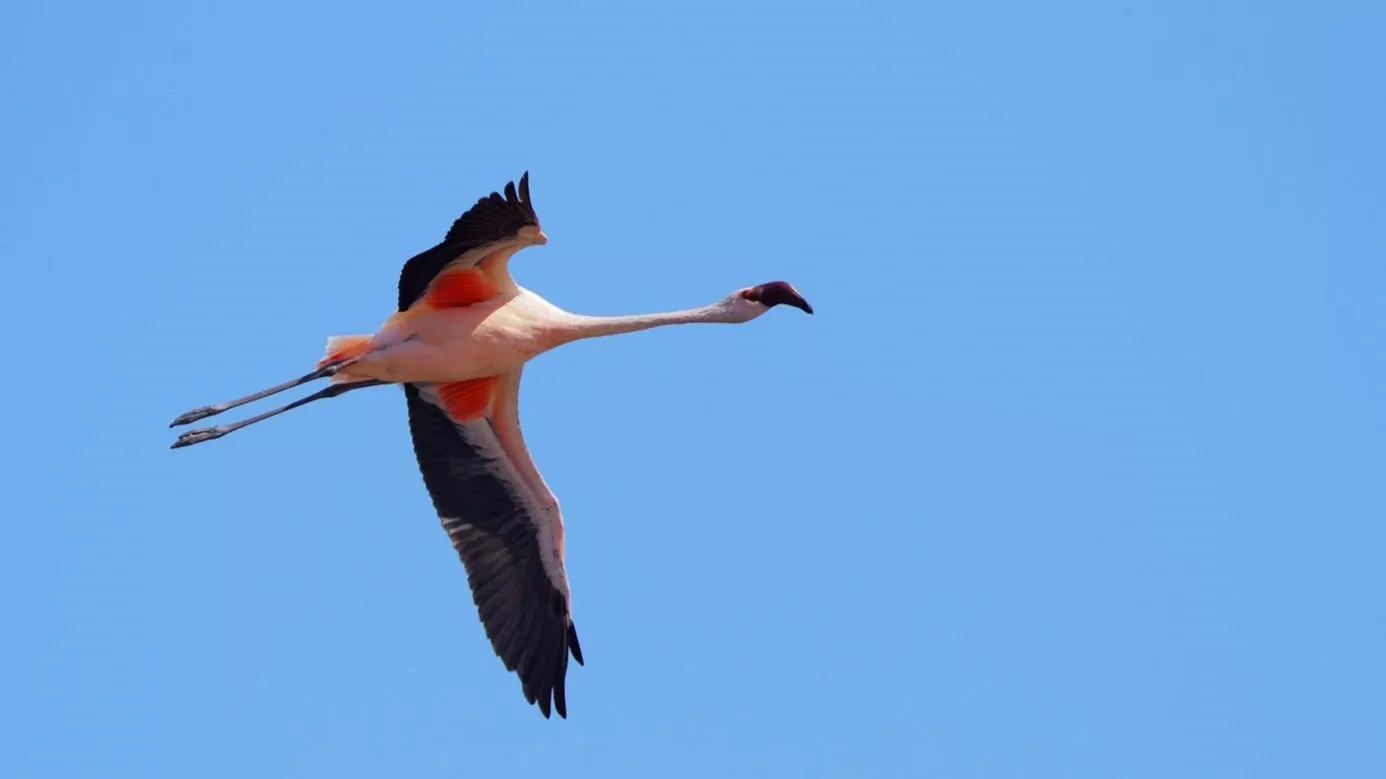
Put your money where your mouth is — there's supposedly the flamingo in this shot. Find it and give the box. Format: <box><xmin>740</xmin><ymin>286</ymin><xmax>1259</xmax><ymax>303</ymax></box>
<box><xmin>169</xmin><ymin>172</ymin><xmax>812</xmax><ymax>718</ymax></box>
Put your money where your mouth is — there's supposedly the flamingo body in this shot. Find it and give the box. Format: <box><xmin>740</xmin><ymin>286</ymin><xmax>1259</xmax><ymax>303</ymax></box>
<box><xmin>339</xmin><ymin>289</ymin><xmax>569</xmax><ymax>385</ymax></box>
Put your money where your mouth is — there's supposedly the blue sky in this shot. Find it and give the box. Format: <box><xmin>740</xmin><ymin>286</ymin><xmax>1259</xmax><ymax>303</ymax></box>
<box><xmin>5</xmin><ymin>0</ymin><xmax>1384</xmax><ymax>776</ymax></box>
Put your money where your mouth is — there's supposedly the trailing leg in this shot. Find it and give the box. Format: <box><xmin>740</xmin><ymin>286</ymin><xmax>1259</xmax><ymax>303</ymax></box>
<box><xmin>170</xmin><ymin>380</ymin><xmax>388</xmax><ymax>449</ymax></box>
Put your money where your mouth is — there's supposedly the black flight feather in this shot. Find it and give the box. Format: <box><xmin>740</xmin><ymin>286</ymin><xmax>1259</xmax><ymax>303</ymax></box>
<box><xmin>403</xmin><ymin>382</ymin><xmax>577</xmax><ymax>719</ymax></box>
<box><xmin>395</xmin><ymin>172</ymin><xmax>541</xmax><ymax>310</ymax></box>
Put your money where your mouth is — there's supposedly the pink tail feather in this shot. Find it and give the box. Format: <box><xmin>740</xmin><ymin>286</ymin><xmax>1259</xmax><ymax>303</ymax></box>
<box><xmin>317</xmin><ymin>335</ymin><xmax>376</xmax><ymax>384</ymax></box>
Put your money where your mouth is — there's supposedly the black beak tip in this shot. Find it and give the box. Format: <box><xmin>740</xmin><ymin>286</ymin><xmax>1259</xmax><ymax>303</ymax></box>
<box><xmin>752</xmin><ymin>281</ymin><xmax>813</xmax><ymax>315</ymax></box>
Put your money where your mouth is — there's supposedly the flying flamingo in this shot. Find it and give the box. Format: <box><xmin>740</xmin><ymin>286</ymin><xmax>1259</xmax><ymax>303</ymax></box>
<box><xmin>169</xmin><ymin>172</ymin><xmax>812</xmax><ymax>718</ymax></box>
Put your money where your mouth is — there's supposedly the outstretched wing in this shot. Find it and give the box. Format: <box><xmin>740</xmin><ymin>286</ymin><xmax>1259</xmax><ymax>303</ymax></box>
<box><xmin>397</xmin><ymin>172</ymin><xmax>541</xmax><ymax>311</ymax></box>
<box><xmin>403</xmin><ymin>374</ymin><xmax>582</xmax><ymax>719</ymax></box>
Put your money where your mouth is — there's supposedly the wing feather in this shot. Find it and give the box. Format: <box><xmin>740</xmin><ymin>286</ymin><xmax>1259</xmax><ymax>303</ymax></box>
<box><xmin>404</xmin><ymin>379</ymin><xmax>578</xmax><ymax>718</ymax></box>
<box><xmin>396</xmin><ymin>172</ymin><xmax>541</xmax><ymax>310</ymax></box>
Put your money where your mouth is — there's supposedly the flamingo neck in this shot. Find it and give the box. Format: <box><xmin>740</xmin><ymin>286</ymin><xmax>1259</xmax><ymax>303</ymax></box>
<box><xmin>556</xmin><ymin>306</ymin><xmax>730</xmax><ymax>343</ymax></box>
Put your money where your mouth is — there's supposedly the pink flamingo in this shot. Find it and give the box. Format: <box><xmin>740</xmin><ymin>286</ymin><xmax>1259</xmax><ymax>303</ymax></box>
<box><xmin>170</xmin><ymin>172</ymin><xmax>813</xmax><ymax>718</ymax></box>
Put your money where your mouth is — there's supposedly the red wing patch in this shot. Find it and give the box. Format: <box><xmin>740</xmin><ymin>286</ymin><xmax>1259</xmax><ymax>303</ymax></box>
<box><xmin>438</xmin><ymin>377</ymin><xmax>499</xmax><ymax>421</ymax></box>
<box><xmin>422</xmin><ymin>268</ymin><xmax>500</xmax><ymax>309</ymax></box>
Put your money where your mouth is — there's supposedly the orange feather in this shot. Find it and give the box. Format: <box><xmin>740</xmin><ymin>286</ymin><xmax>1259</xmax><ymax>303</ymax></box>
<box><xmin>438</xmin><ymin>376</ymin><xmax>498</xmax><ymax>420</ymax></box>
<box><xmin>423</xmin><ymin>268</ymin><xmax>500</xmax><ymax>309</ymax></box>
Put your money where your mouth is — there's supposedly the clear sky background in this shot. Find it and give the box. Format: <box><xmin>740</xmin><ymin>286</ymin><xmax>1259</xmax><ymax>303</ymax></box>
<box><xmin>4</xmin><ymin>1</ymin><xmax>1384</xmax><ymax>777</ymax></box>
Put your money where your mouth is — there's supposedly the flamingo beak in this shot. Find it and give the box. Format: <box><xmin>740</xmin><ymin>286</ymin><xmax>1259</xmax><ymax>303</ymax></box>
<box><xmin>750</xmin><ymin>281</ymin><xmax>813</xmax><ymax>314</ymax></box>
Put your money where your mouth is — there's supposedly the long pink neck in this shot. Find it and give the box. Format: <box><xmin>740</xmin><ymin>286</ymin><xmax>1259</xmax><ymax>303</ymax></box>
<box><xmin>554</xmin><ymin>306</ymin><xmax>729</xmax><ymax>343</ymax></box>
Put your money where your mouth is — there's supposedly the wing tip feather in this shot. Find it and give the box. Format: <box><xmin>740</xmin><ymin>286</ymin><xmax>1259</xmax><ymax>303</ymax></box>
<box><xmin>568</xmin><ymin>622</ymin><xmax>584</xmax><ymax>665</ymax></box>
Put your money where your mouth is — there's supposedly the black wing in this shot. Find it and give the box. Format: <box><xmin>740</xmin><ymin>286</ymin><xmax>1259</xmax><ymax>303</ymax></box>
<box><xmin>396</xmin><ymin>172</ymin><xmax>540</xmax><ymax>311</ymax></box>
<box><xmin>404</xmin><ymin>382</ymin><xmax>582</xmax><ymax>719</ymax></box>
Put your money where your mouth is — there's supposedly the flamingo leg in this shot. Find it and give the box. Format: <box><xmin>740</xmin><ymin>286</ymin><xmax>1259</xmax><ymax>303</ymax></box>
<box><xmin>168</xmin><ymin>359</ymin><xmax>364</xmax><ymax>428</ymax></box>
<box><xmin>170</xmin><ymin>380</ymin><xmax>389</xmax><ymax>449</ymax></box>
